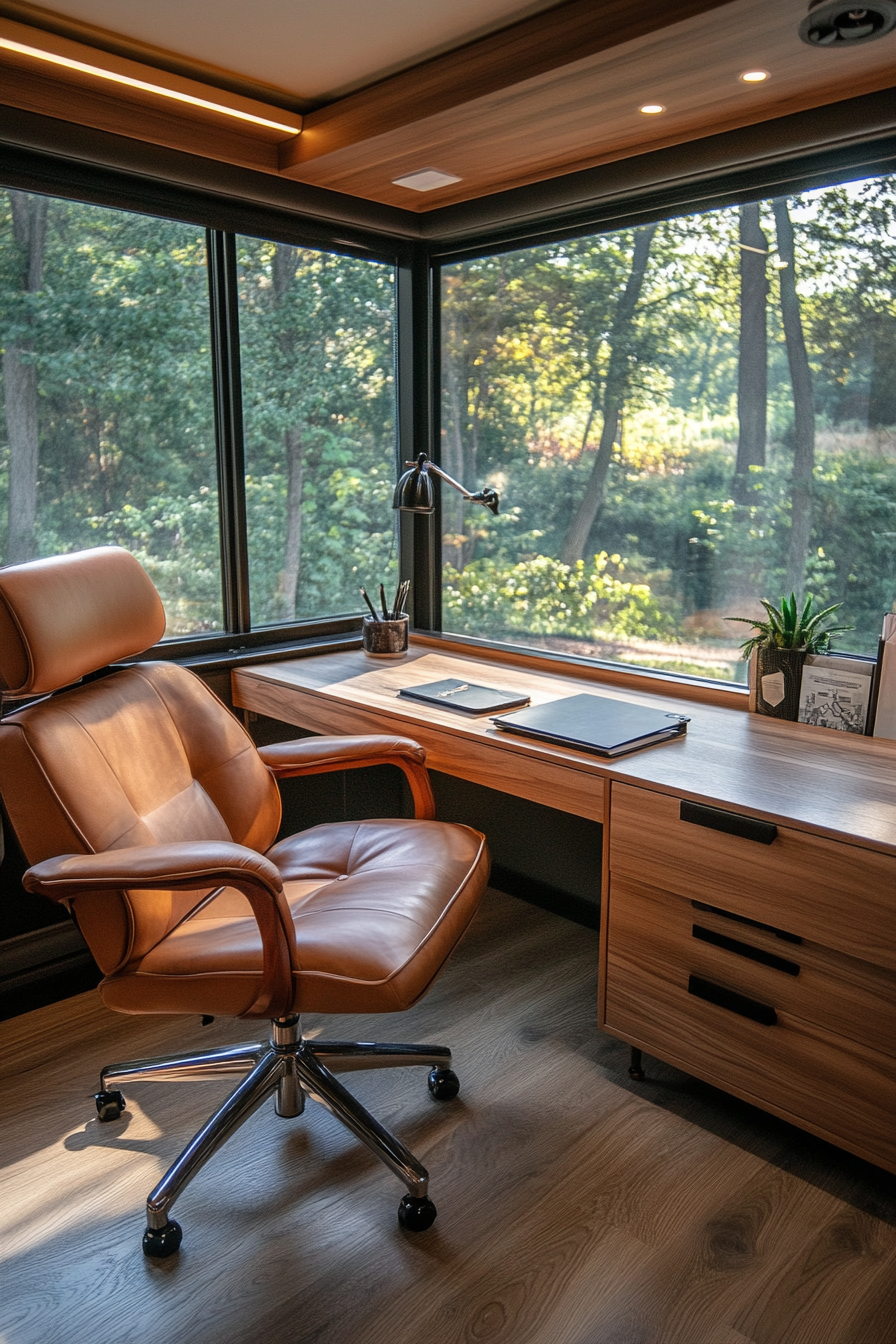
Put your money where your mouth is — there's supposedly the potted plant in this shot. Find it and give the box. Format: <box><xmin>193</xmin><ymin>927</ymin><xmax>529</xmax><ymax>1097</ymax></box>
<box><xmin>726</xmin><ymin>593</ymin><xmax>852</xmax><ymax>720</ymax></box>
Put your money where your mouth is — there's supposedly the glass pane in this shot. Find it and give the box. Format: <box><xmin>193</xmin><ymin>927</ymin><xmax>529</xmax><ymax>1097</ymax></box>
<box><xmin>440</xmin><ymin>174</ymin><xmax>896</xmax><ymax>681</ymax></box>
<box><xmin>0</xmin><ymin>190</ymin><xmax>222</xmax><ymax>635</ymax></box>
<box><xmin>237</xmin><ymin>239</ymin><xmax>397</xmax><ymax>626</ymax></box>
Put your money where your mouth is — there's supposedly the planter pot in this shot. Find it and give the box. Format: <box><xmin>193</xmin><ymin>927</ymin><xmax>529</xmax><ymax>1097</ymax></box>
<box><xmin>754</xmin><ymin>645</ymin><xmax>806</xmax><ymax>720</ymax></box>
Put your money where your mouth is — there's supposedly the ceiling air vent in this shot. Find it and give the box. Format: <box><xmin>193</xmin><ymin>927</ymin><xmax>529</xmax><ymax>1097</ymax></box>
<box><xmin>799</xmin><ymin>0</ymin><xmax>896</xmax><ymax>44</ymax></box>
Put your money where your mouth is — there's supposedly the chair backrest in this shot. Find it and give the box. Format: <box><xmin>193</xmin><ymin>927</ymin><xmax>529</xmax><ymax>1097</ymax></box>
<box><xmin>0</xmin><ymin>548</ymin><xmax>281</xmax><ymax>973</ymax></box>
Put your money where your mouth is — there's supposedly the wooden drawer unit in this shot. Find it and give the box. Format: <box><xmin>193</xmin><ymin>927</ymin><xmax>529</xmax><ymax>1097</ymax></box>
<box><xmin>604</xmin><ymin>782</ymin><xmax>896</xmax><ymax>1172</ymax></box>
<box><xmin>609</xmin><ymin>781</ymin><xmax>896</xmax><ymax>970</ymax></box>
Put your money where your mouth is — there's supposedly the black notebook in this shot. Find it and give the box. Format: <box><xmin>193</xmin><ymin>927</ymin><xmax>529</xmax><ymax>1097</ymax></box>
<box><xmin>398</xmin><ymin>678</ymin><xmax>531</xmax><ymax>716</ymax></box>
<box><xmin>492</xmin><ymin>693</ymin><xmax>689</xmax><ymax>756</ymax></box>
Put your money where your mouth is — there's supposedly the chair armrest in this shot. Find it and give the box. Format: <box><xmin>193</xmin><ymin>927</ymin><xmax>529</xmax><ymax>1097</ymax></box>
<box><xmin>257</xmin><ymin>735</ymin><xmax>436</xmax><ymax>820</ymax></box>
<box><xmin>24</xmin><ymin>842</ymin><xmax>296</xmax><ymax>1019</ymax></box>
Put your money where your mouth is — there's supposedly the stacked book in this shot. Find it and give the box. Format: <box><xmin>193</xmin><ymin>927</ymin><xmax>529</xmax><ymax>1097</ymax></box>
<box><xmin>795</xmin><ymin>613</ymin><xmax>896</xmax><ymax>738</ymax></box>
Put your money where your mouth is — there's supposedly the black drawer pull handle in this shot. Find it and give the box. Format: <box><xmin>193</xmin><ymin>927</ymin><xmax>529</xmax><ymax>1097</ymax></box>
<box><xmin>692</xmin><ymin>925</ymin><xmax>800</xmax><ymax>975</ymax></box>
<box><xmin>692</xmin><ymin>900</ymin><xmax>802</xmax><ymax>945</ymax></box>
<box><xmin>680</xmin><ymin>800</ymin><xmax>777</xmax><ymax>846</ymax></box>
<box><xmin>688</xmin><ymin>975</ymin><xmax>777</xmax><ymax>1026</ymax></box>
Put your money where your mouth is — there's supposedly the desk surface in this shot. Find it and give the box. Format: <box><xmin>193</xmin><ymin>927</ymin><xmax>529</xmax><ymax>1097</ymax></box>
<box><xmin>232</xmin><ymin>645</ymin><xmax>896</xmax><ymax>855</ymax></box>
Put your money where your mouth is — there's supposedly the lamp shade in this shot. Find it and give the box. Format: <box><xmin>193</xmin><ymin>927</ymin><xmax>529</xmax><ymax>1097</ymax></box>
<box><xmin>392</xmin><ymin>452</ymin><xmax>500</xmax><ymax>515</ymax></box>
<box><xmin>393</xmin><ymin>454</ymin><xmax>435</xmax><ymax>513</ymax></box>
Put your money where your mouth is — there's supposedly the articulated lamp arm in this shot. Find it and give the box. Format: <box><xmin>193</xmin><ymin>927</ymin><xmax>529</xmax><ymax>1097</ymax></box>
<box><xmin>393</xmin><ymin>453</ymin><xmax>499</xmax><ymax>515</ymax></box>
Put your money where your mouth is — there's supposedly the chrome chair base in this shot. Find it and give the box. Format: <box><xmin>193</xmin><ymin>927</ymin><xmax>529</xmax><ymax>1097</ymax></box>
<box><xmin>96</xmin><ymin>1015</ymin><xmax>454</xmax><ymax>1255</ymax></box>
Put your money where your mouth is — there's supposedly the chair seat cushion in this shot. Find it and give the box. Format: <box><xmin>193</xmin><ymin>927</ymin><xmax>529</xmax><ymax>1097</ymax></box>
<box><xmin>100</xmin><ymin>819</ymin><xmax>488</xmax><ymax>1018</ymax></box>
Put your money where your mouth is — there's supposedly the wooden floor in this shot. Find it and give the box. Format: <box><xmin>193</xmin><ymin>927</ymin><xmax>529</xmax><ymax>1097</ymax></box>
<box><xmin>1</xmin><ymin>890</ymin><xmax>894</xmax><ymax>1344</ymax></box>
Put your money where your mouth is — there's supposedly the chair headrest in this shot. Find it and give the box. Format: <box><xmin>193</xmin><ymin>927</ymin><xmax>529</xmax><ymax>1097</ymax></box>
<box><xmin>0</xmin><ymin>547</ymin><xmax>167</xmax><ymax>696</ymax></box>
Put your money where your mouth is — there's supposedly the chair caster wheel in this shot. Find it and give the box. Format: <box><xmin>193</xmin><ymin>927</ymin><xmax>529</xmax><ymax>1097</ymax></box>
<box><xmin>398</xmin><ymin>1195</ymin><xmax>437</xmax><ymax>1231</ymax></box>
<box><xmin>95</xmin><ymin>1089</ymin><xmax>126</xmax><ymax>1122</ymax></box>
<box><xmin>427</xmin><ymin>1067</ymin><xmax>460</xmax><ymax>1101</ymax></box>
<box><xmin>142</xmin><ymin>1220</ymin><xmax>183</xmax><ymax>1258</ymax></box>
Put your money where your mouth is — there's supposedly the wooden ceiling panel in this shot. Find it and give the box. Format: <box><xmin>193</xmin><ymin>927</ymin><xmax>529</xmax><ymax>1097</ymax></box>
<box><xmin>1</xmin><ymin>0</ymin><xmax>894</xmax><ymax>213</ymax></box>
<box><xmin>283</xmin><ymin>0</ymin><xmax>734</xmax><ymax>166</ymax></box>
<box><xmin>283</xmin><ymin>0</ymin><xmax>896</xmax><ymax>209</ymax></box>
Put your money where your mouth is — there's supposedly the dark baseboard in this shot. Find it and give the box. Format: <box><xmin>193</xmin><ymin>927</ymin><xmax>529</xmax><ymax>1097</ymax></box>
<box><xmin>0</xmin><ymin>922</ymin><xmax>101</xmax><ymax>1021</ymax></box>
<box><xmin>489</xmin><ymin>864</ymin><xmax>601</xmax><ymax>930</ymax></box>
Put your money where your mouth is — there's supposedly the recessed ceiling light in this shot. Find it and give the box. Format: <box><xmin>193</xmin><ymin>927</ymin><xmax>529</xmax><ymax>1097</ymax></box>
<box><xmin>392</xmin><ymin>168</ymin><xmax>462</xmax><ymax>192</ymax></box>
<box><xmin>639</xmin><ymin>103</ymin><xmax>665</xmax><ymax>115</ymax></box>
<box><xmin>740</xmin><ymin>69</ymin><xmax>770</xmax><ymax>82</ymax></box>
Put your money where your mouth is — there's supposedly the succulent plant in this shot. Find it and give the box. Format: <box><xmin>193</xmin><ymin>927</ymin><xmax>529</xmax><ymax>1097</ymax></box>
<box><xmin>726</xmin><ymin>592</ymin><xmax>852</xmax><ymax>660</ymax></box>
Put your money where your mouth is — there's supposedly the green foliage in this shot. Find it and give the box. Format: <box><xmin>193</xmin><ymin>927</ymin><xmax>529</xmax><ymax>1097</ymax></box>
<box><xmin>4</xmin><ymin>172</ymin><xmax>896</xmax><ymax>667</ymax></box>
<box><xmin>0</xmin><ymin>196</ymin><xmax>399</xmax><ymax>635</ymax></box>
<box><xmin>0</xmin><ymin>193</ymin><xmax>221</xmax><ymax>631</ymax></box>
<box><xmin>444</xmin><ymin>550</ymin><xmax>674</xmax><ymax>641</ymax></box>
<box><xmin>237</xmin><ymin>239</ymin><xmax>397</xmax><ymax>623</ymax></box>
<box><xmin>726</xmin><ymin>592</ymin><xmax>852</xmax><ymax>658</ymax></box>
<box><xmin>440</xmin><ymin>174</ymin><xmax>896</xmax><ymax>668</ymax></box>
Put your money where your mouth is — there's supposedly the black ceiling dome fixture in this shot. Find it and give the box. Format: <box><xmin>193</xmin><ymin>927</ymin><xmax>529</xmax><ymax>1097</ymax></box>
<box><xmin>799</xmin><ymin>0</ymin><xmax>896</xmax><ymax>44</ymax></box>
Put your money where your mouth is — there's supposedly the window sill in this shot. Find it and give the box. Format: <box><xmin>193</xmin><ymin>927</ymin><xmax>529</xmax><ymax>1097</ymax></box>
<box><xmin>410</xmin><ymin>630</ymin><xmax>750</xmax><ymax>711</ymax></box>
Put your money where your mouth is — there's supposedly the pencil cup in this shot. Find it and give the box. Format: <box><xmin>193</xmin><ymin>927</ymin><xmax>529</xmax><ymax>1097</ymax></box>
<box><xmin>362</xmin><ymin>614</ymin><xmax>409</xmax><ymax>658</ymax></box>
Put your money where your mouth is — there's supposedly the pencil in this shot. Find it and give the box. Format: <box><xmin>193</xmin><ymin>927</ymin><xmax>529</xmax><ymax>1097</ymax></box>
<box><xmin>360</xmin><ymin>588</ymin><xmax>380</xmax><ymax>622</ymax></box>
<box><xmin>379</xmin><ymin>583</ymin><xmax>389</xmax><ymax>620</ymax></box>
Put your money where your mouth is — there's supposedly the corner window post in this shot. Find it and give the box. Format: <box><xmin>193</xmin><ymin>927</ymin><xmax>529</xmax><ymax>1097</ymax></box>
<box><xmin>396</xmin><ymin>244</ymin><xmax>441</xmax><ymax>631</ymax></box>
<box><xmin>207</xmin><ymin>229</ymin><xmax>251</xmax><ymax>635</ymax></box>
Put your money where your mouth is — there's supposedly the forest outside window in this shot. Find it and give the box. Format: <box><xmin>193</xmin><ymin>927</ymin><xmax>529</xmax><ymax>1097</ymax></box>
<box><xmin>0</xmin><ymin>190</ymin><xmax>400</xmax><ymax>642</ymax></box>
<box><xmin>440</xmin><ymin>173</ymin><xmax>896</xmax><ymax>683</ymax></box>
<box><xmin>236</xmin><ymin>238</ymin><xmax>397</xmax><ymax>626</ymax></box>
<box><xmin>0</xmin><ymin>189</ymin><xmax>222</xmax><ymax>635</ymax></box>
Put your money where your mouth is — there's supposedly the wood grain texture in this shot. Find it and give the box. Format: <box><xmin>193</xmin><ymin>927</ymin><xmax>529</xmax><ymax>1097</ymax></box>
<box><xmin>610</xmin><ymin>781</ymin><xmax>896</xmax><ymax>969</ymax></box>
<box><xmin>0</xmin><ymin>64</ymin><xmax>284</xmax><ymax>174</ymax></box>
<box><xmin>608</xmin><ymin>873</ymin><xmax>896</xmax><ymax>1058</ymax></box>
<box><xmin>232</xmin><ymin>646</ymin><xmax>896</xmax><ymax>853</ymax></box>
<box><xmin>2</xmin><ymin>889</ymin><xmax>895</xmax><ymax>1344</ymax></box>
<box><xmin>235</xmin><ymin>651</ymin><xmax>608</xmax><ymax>821</ymax></box>
<box><xmin>0</xmin><ymin>15</ymin><xmax>298</xmax><ymax>173</ymax></box>
<box><xmin>2</xmin><ymin>1</ymin><xmax>893</xmax><ymax>213</ymax></box>
<box><xmin>281</xmin><ymin>0</ymin><xmax>734</xmax><ymax>166</ymax></box>
<box><xmin>603</xmin><ymin>916</ymin><xmax>896</xmax><ymax>1172</ymax></box>
<box><xmin>0</xmin><ymin>17</ymin><xmax>301</xmax><ymax>139</ymax></box>
<box><xmin>281</xmin><ymin>0</ymin><xmax>896</xmax><ymax>209</ymax></box>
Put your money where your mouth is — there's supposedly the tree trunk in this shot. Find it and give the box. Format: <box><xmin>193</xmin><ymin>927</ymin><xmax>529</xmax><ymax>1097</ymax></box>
<box><xmin>560</xmin><ymin>223</ymin><xmax>656</xmax><ymax>565</ymax></box>
<box><xmin>277</xmin><ymin>426</ymin><xmax>304</xmax><ymax>619</ymax></box>
<box><xmin>271</xmin><ymin>242</ymin><xmax>306</xmax><ymax>615</ymax></box>
<box><xmin>773</xmin><ymin>198</ymin><xmax>815</xmax><ymax>599</ymax></box>
<box><xmin>443</xmin><ymin>352</ymin><xmax>468</xmax><ymax>569</ymax></box>
<box><xmin>733</xmin><ymin>203</ymin><xmax>768</xmax><ymax>500</ymax></box>
<box><xmin>4</xmin><ymin>191</ymin><xmax>47</xmax><ymax>564</ymax></box>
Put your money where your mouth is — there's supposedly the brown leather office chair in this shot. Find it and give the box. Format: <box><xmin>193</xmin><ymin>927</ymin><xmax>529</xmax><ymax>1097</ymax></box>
<box><xmin>0</xmin><ymin>547</ymin><xmax>489</xmax><ymax>1257</ymax></box>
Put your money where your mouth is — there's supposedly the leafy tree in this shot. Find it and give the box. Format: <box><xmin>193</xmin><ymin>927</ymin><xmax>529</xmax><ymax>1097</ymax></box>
<box><xmin>237</xmin><ymin>239</ymin><xmax>397</xmax><ymax>623</ymax></box>
<box><xmin>734</xmin><ymin>202</ymin><xmax>768</xmax><ymax>494</ymax></box>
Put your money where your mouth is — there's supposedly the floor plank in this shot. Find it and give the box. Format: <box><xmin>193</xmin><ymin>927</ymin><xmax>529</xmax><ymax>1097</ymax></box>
<box><xmin>1</xmin><ymin>890</ymin><xmax>894</xmax><ymax>1344</ymax></box>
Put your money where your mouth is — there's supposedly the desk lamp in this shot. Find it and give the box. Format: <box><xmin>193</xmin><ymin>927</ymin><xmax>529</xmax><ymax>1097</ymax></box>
<box><xmin>393</xmin><ymin>453</ymin><xmax>499</xmax><ymax>515</ymax></box>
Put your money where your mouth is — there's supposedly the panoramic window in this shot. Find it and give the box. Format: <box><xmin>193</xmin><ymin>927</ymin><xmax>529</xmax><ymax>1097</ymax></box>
<box><xmin>440</xmin><ymin>175</ymin><xmax>896</xmax><ymax>682</ymax></box>
<box><xmin>237</xmin><ymin>239</ymin><xmax>398</xmax><ymax>627</ymax></box>
<box><xmin>0</xmin><ymin>190</ymin><xmax>221</xmax><ymax>635</ymax></box>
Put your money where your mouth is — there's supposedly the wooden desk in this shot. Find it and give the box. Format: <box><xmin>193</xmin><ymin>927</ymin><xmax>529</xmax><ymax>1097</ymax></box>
<box><xmin>233</xmin><ymin>644</ymin><xmax>896</xmax><ymax>1172</ymax></box>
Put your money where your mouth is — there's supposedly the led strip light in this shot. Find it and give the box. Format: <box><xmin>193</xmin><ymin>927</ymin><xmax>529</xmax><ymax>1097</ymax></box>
<box><xmin>0</xmin><ymin>35</ymin><xmax>300</xmax><ymax>136</ymax></box>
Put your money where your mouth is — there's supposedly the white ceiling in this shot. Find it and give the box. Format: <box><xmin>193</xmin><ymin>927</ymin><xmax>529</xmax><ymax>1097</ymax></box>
<box><xmin>27</xmin><ymin>0</ymin><xmax>566</xmax><ymax>100</ymax></box>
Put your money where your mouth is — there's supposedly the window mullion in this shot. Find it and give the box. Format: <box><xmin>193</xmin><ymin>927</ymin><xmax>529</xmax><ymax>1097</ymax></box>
<box><xmin>396</xmin><ymin>244</ymin><xmax>441</xmax><ymax>631</ymax></box>
<box><xmin>207</xmin><ymin>229</ymin><xmax>251</xmax><ymax>635</ymax></box>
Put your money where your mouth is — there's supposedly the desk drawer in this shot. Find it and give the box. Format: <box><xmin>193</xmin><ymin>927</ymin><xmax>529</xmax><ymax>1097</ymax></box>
<box><xmin>609</xmin><ymin>782</ymin><xmax>896</xmax><ymax>970</ymax></box>
<box><xmin>608</xmin><ymin>876</ymin><xmax>896</xmax><ymax>1056</ymax></box>
<box><xmin>604</xmin><ymin>878</ymin><xmax>896</xmax><ymax>1171</ymax></box>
